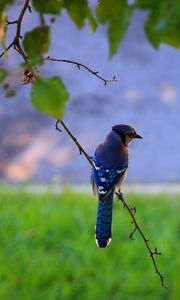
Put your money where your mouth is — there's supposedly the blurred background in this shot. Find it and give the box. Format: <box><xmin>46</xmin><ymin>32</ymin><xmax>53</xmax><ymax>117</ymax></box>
<box><xmin>1</xmin><ymin>3</ymin><xmax>180</xmax><ymax>185</ymax></box>
<box><xmin>0</xmin><ymin>2</ymin><xmax>180</xmax><ymax>300</ymax></box>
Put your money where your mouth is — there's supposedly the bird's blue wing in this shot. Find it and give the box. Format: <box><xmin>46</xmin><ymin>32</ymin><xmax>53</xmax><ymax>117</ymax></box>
<box><xmin>92</xmin><ymin>155</ymin><xmax>128</xmax><ymax>202</ymax></box>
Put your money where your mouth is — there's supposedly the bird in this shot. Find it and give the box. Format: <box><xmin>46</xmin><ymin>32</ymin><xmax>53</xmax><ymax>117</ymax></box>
<box><xmin>91</xmin><ymin>124</ymin><xmax>142</xmax><ymax>248</ymax></box>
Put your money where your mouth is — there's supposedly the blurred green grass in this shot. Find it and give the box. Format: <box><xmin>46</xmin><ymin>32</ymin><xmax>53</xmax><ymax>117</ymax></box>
<box><xmin>0</xmin><ymin>187</ymin><xmax>179</xmax><ymax>300</ymax></box>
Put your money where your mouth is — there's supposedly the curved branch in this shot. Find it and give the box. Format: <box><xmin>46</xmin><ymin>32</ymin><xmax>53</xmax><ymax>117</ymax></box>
<box><xmin>0</xmin><ymin>0</ymin><xmax>30</xmax><ymax>59</ymax></box>
<box><xmin>43</xmin><ymin>56</ymin><xmax>118</xmax><ymax>85</ymax></box>
<box><xmin>56</xmin><ymin>120</ymin><xmax>93</xmax><ymax>167</ymax></box>
<box><xmin>115</xmin><ymin>191</ymin><xmax>168</xmax><ymax>289</ymax></box>
<box><xmin>0</xmin><ymin>41</ymin><xmax>14</xmax><ymax>58</ymax></box>
<box><xmin>16</xmin><ymin>0</ymin><xmax>30</xmax><ymax>38</ymax></box>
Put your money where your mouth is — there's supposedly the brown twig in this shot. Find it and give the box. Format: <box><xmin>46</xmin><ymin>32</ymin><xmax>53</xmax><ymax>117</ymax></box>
<box><xmin>115</xmin><ymin>191</ymin><xmax>168</xmax><ymax>289</ymax></box>
<box><xmin>43</xmin><ymin>56</ymin><xmax>118</xmax><ymax>85</ymax></box>
<box><xmin>0</xmin><ymin>0</ymin><xmax>29</xmax><ymax>58</ymax></box>
<box><xmin>0</xmin><ymin>0</ymin><xmax>39</xmax><ymax>79</ymax></box>
<box><xmin>16</xmin><ymin>0</ymin><xmax>30</xmax><ymax>38</ymax></box>
<box><xmin>0</xmin><ymin>0</ymin><xmax>27</xmax><ymax>61</ymax></box>
<box><xmin>56</xmin><ymin>120</ymin><xmax>93</xmax><ymax>166</ymax></box>
<box><xmin>6</xmin><ymin>20</ymin><xmax>18</xmax><ymax>25</ymax></box>
<box><xmin>0</xmin><ymin>41</ymin><xmax>14</xmax><ymax>58</ymax></box>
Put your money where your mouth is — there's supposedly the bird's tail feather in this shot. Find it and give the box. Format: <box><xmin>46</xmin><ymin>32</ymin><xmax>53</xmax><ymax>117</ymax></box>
<box><xmin>95</xmin><ymin>189</ymin><xmax>114</xmax><ymax>248</ymax></box>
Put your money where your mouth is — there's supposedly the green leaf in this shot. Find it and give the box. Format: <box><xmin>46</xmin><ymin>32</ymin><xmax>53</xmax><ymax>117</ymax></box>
<box><xmin>144</xmin><ymin>1</ymin><xmax>180</xmax><ymax>49</ymax></box>
<box><xmin>0</xmin><ymin>69</ymin><xmax>7</xmax><ymax>83</ymax></box>
<box><xmin>145</xmin><ymin>12</ymin><xmax>168</xmax><ymax>49</ymax></box>
<box><xmin>23</xmin><ymin>26</ymin><xmax>50</xmax><ymax>62</ymax></box>
<box><xmin>31</xmin><ymin>77</ymin><xmax>69</xmax><ymax>119</ymax></box>
<box><xmin>135</xmin><ymin>0</ymin><xmax>160</xmax><ymax>9</ymax></box>
<box><xmin>96</xmin><ymin>0</ymin><xmax>133</xmax><ymax>57</ymax></box>
<box><xmin>32</xmin><ymin>0</ymin><xmax>61</xmax><ymax>15</ymax></box>
<box><xmin>63</xmin><ymin>0</ymin><xmax>88</xmax><ymax>29</ymax></box>
<box><xmin>0</xmin><ymin>0</ymin><xmax>15</xmax><ymax>13</ymax></box>
<box><xmin>162</xmin><ymin>22</ymin><xmax>180</xmax><ymax>48</ymax></box>
<box><xmin>87</xmin><ymin>8</ymin><xmax>98</xmax><ymax>33</ymax></box>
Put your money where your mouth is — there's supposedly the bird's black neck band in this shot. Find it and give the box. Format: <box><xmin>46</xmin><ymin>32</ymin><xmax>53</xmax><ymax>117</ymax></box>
<box><xmin>112</xmin><ymin>128</ymin><xmax>126</xmax><ymax>146</ymax></box>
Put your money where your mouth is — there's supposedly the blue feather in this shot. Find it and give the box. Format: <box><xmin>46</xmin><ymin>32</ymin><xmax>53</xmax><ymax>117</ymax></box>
<box><xmin>92</xmin><ymin>155</ymin><xmax>127</xmax><ymax>248</ymax></box>
<box><xmin>95</xmin><ymin>188</ymin><xmax>114</xmax><ymax>248</ymax></box>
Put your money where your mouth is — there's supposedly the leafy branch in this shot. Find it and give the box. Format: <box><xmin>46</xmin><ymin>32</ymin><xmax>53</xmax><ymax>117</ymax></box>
<box><xmin>0</xmin><ymin>0</ymin><xmax>117</xmax><ymax>114</ymax></box>
<box><xmin>56</xmin><ymin>120</ymin><xmax>167</xmax><ymax>289</ymax></box>
<box><xmin>0</xmin><ymin>0</ymin><xmax>118</xmax><ymax>86</ymax></box>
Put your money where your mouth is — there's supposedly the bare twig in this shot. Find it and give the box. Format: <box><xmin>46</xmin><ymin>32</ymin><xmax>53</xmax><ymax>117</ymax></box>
<box><xmin>28</xmin><ymin>4</ymin><xmax>32</xmax><ymax>13</ymax></box>
<box><xmin>0</xmin><ymin>0</ymin><xmax>39</xmax><ymax>80</ymax></box>
<box><xmin>43</xmin><ymin>56</ymin><xmax>118</xmax><ymax>85</ymax></box>
<box><xmin>16</xmin><ymin>0</ymin><xmax>30</xmax><ymax>38</ymax></box>
<box><xmin>56</xmin><ymin>120</ymin><xmax>93</xmax><ymax>166</ymax></box>
<box><xmin>6</xmin><ymin>20</ymin><xmax>18</xmax><ymax>25</ymax></box>
<box><xmin>0</xmin><ymin>41</ymin><xmax>14</xmax><ymax>58</ymax></box>
<box><xmin>115</xmin><ymin>191</ymin><xmax>168</xmax><ymax>289</ymax></box>
<box><xmin>0</xmin><ymin>0</ymin><xmax>29</xmax><ymax>59</ymax></box>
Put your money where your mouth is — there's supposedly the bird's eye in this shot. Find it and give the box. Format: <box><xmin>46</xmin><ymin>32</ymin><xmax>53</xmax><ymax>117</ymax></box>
<box><xmin>128</xmin><ymin>132</ymin><xmax>134</xmax><ymax>137</ymax></box>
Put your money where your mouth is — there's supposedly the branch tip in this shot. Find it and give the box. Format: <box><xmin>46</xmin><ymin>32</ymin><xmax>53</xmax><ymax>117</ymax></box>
<box><xmin>55</xmin><ymin>120</ymin><xmax>62</xmax><ymax>132</ymax></box>
<box><xmin>28</xmin><ymin>5</ymin><xmax>32</xmax><ymax>13</ymax></box>
<box><xmin>116</xmin><ymin>191</ymin><xmax>167</xmax><ymax>289</ymax></box>
<box><xmin>42</xmin><ymin>56</ymin><xmax>118</xmax><ymax>85</ymax></box>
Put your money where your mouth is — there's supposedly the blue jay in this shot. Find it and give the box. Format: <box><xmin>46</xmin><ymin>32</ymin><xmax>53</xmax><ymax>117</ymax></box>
<box><xmin>91</xmin><ymin>124</ymin><xmax>142</xmax><ymax>248</ymax></box>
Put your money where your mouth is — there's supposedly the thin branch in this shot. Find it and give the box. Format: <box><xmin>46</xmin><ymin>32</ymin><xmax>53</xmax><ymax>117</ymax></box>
<box><xmin>0</xmin><ymin>0</ymin><xmax>30</xmax><ymax>60</ymax></box>
<box><xmin>39</xmin><ymin>13</ymin><xmax>45</xmax><ymax>27</ymax></box>
<box><xmin>0</xmin><ymin>0</ymin><xmax>39</xmax><ymax>80</ymax></box>
<box><xmin>0</xmin><ymin>41</ymin><xmax>14</xmax><ymax>58</ymax></box>
<box><xmin>16</xmin><ymin>0</ymin><xmax>30</xmax><ymax>38</ymax></box>
<box><xmin>115</xmin><ymin>191</ymin><xmax>168</xmax><ymax>289</ymax></box>
<box><xmin>6</xmin><ymin>20</ymin><xmax>18</xmax><ymax>25</ymax></box>
<box><xmin>43</xmin><ymin>56</ymin><xmax>118</xmax><ymax>85</ymax></box>
<box><xmin>56</xmin><ymin>120</ymin><xmax>93</xmax><ymax>166</ymax></box>
<box><xmin>28</xmin><ymin>4</ymin><xmax>32</xmax><ymax>13</ymax></box>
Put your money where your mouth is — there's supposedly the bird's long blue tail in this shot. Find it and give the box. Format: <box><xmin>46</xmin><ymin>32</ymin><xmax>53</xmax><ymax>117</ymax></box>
<box><xmin>95</xmin><ymin>189</ymin><xmax>114</xmax><ymax>248</ymax></box>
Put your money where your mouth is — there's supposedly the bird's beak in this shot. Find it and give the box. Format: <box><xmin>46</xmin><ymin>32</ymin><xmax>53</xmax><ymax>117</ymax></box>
<box><xmin>134</xmin><ymin>133</ymin><xmax>143</xmax><ymax>139</ymax></box>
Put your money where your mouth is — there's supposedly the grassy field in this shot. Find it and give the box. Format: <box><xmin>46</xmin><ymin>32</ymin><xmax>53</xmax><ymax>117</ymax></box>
<box><xmin>0</xmin><ymin>187</ymin><xmax>179</xmax><ymax>300</ymax></box>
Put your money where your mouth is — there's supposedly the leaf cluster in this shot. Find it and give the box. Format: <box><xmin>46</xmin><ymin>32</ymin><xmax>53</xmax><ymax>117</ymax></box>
<box><xmin>0</xmin><ymin>0</ymin><xmax>180</xmax><ymax>119</ymax></box>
